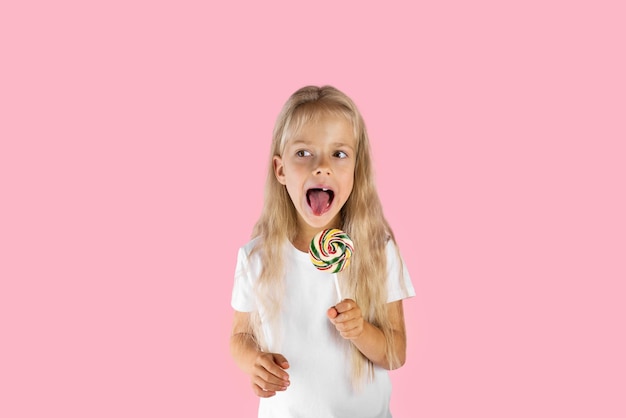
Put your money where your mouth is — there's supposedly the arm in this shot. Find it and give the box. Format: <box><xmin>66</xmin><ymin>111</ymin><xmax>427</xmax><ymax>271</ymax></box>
<box><xmin>327</xmin><ymin>299</ymin><xmax>407</xmax><ymax>370</ymax></box>
<box><xmin>230</xmin><ymin>311</ymin><xmax>291</xmax><ymax>397</ymax></box>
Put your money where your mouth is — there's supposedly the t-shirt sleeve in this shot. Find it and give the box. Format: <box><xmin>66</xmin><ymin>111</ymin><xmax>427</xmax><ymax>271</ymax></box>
<box><xmin>385</xmin><ymin>240</ymin><xmax>416</xmax><ymax>303</ymax></box>
<box><xmin>231</xmin><ymin>246</ymin><xmax>257</xmax><ymax>312</ymax></box>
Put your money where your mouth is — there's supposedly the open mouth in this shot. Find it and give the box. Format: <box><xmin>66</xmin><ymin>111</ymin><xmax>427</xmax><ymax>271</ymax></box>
<box><xmin>306</xmin><ymin>188</ymin><xmax>334</xmax><ymax>216</ymax></box>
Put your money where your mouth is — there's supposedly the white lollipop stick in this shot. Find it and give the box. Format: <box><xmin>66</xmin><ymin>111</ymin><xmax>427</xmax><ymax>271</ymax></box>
<box><xmin>333</xmin><ymin>273</ymin><xmax>342</xmax><ymax>302</ymax></box>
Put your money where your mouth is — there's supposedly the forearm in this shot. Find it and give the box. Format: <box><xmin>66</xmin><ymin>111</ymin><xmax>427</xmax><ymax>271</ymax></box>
<box><xmin>230</xmin><ymin>332</ymin><xmax>261</xmax><ymax>375</ymax></box>
<box><xmin>230</xmin><ymin>318</ymin><xmax>291</xmax><ymax>397</ymax></box>
<box><xmin>350</xmin><ymin>321</ymin><xmax>406</xmax><ymax>370</ymax></box>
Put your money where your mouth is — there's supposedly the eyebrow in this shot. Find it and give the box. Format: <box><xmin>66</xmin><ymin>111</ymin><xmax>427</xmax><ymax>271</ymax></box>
<box><xmin>289</xmin><ymin>140</ymin><xmax>355</xmax><ymax>151</ymax></box>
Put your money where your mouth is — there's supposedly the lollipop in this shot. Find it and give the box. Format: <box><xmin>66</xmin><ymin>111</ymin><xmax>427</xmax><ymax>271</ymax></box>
<box><xmin>309</xmin><ymin>228</ymin><xmax>354</xmax><ymax>301</ymax></box>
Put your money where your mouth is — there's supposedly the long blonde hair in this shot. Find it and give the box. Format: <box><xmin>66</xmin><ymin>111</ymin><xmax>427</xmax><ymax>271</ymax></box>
<box><xmin>251</xmin><ymin>85</ymin><xmax>401</xmax><ymax>385</ymax></box>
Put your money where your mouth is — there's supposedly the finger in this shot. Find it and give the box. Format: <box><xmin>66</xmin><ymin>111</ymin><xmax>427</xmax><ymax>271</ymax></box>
<box><xmin>258</xmin><ymin>357</ymin><xmax>290</xmax><ymax>382</ymax></box>
<box><xmin>334</xmin><ymin>318</ymin><xmax>355</xmax><ymax>331</ymax></box>
<box><xmin>327</xmin><ymin>307</ymin><xmax>339</xmax><ymax>319</ymax></box>
<box><xmin>340</xmin><ymin>329</ymin><xmax>361</xmax><ymax>339</ymax></box>
<box><xmin>335</xmin><ymin>299</ymin><xmax>355</xmax><ymax>313</ymax></box>
<box><xmin>334</xmin><ymin>315</ymin><xmax>346</xmax><ymax>324</ymax></box>
<box><xmin>334</xmin><ymin>310</ymin><xmax>354</xmax><ymax>323</ymax></box>
<box><xmin>345</xmin><ymin>319</ymin><xmax>363</xmax><ymax>331</ymax></box>
<box><xmin>272</xmin><ymin>353</ymin><xmax>290</xmax><ymax>370</ymax></box>
<box><xmin>339</xmin><ymin>322</ymin><xmax>364</xmax><ymax>339</ymax></box>
<box><xmin>252</xmin><ymin>373</ymin><xmax>289</xmax><ymax>392</ymax></box>
<box><xmin>251</xmin><ymin>382</ymin><xmax>277</xmax><ymax>398</ymax></box>
<box><xmin>255</xmin><ymin>364</ymin><xmax>290</xmax><ymax>388</ymax></box>
<box><xmin>336</xmin><ymin>309</ymin><xmax>362</xmax><ymax>323</ymax></box>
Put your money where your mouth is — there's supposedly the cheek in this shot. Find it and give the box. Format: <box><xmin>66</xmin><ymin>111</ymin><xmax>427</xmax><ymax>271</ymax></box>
<box><xmin>344</xmin><ymin>167</ymin><xmax>356</xmax><ymax>188</ymax></box>
<box><xmin>288</xmin><ymin>162</ymin><xmax>311</xmax><ymax>179</ymax></box>
<box><xmin>346</xmin><ymin>180</ymin><xmax>355</xmax><ymax>197</ymax></box>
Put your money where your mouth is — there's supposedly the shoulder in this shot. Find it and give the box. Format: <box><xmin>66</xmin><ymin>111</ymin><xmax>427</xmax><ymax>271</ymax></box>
<box><xmin>239</xmin><ymin>236</ymin><xmax>263</xmax><ymax>256</ymax></box>
<box><xmin>235</xmin><ymin>236</ymin><xmax>264</xmax><ymax>274</ymax></box>
<box><xmin>232</xmin><ymin>237</ymin><xmax>265</xmax><ymax>312</ymax></box>
<box><xmin>238</xmin><ymin>235</ymin><xmax>275</xmax><ymax>262</ymax></box>
<box><xmin>384</xmin><ymin>237</ymin><xmax>404</xmax><ymax>277</ymax></box>
<box><xmin>237</xmin><ymin>235</ymin><xmax>289</xmax><ymax>267</ymax></box>
<box><xmin>383</xmin><ymin>236</ymin><xmax>399</xmax><ymax>259</ymax></box>
<box><xmin>383</xmin><ymin>237</ymin><xmax>416</xmax><ymax>301</ymax></box>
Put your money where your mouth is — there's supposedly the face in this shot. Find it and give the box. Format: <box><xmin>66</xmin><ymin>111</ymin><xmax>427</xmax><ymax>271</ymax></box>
<box><xmin>274</xmin><ymin>113</ymin><xmax>356</xmax><ymax>235</ymax></box>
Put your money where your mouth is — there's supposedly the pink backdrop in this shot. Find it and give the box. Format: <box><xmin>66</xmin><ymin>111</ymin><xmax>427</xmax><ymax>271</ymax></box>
<box><xmin>2</xmin><ymin>1</ymin><xmax>625</xmax><ymax>417</ymax></box>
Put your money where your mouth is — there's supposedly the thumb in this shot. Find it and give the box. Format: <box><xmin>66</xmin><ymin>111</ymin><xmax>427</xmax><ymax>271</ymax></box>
<box><xmin>273</xmin><ymin>353</ymin><xmax>290</xmax><ymax>369</ymax></box>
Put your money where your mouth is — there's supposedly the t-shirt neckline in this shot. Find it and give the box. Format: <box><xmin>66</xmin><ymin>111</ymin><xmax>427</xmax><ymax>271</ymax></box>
<box><xmin>287</xmin><ymin>240</ymin><xmax>311</xmax><ymax>263</ymax></box>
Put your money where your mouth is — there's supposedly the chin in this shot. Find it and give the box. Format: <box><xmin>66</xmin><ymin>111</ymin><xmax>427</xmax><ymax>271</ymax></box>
<box><xmin>306</xmin><ymin>212</ymin><xmax>341</xmax><ymax>229</ymax></box>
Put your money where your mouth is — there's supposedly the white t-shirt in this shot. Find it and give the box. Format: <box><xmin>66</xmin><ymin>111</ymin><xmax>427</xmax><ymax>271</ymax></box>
<box><xmin>231</xmin><ymin>237</ymin><xmax>415</xmax><ymax>418</ymax></box>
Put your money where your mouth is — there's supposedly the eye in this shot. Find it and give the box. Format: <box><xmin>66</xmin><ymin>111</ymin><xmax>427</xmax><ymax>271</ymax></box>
<box><xmin>334</xmin><ymin>150</ymin><xmax>348</xmax><ymax>159</ymax></box>
<box><xmin>296</xmin><ymin>150</ymin><xmax>312</xmax><ymax>157</ymax></box>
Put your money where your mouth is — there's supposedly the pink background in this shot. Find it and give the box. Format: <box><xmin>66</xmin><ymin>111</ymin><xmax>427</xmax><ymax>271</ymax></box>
<box><xmin>2</xmin><ymin>1</ymin><xmax>625</xmax><ymax>417</ymax></box>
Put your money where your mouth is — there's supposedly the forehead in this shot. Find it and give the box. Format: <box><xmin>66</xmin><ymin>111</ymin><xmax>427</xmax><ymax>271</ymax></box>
<box><xmin>282</xmin><ymin>108</ymin><xmax>358</xmax><ymax>149</ymax></box>
<box><xmin>293</xmin><ymin>114</ymin><xmax>354</xmax><ymax>140</ymax></box>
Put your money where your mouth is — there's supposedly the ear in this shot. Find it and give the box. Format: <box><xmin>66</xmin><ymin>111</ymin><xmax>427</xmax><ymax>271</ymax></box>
<box><xmin>273</xmin><ymin>155</ymin><xmax>286</xmax><ymax>185</ymax></box>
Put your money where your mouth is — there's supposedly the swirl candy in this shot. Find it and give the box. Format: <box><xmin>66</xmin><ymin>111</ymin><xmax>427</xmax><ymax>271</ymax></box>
<box><xmin>309</xmin><ymin>229</ymin><xmax>354</xmax><ymax>273</ymax></box>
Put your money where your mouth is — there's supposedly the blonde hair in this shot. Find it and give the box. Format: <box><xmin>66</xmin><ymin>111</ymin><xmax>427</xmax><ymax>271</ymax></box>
<box><xmin>250</xmin><ymin>85</ymin><xmax>401</xmax><ymax>385</ymax></box>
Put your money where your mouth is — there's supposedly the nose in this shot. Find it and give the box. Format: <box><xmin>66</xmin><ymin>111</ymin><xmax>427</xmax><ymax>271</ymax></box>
<box><xmin>313</xmin><ymin>155</ymin><xmax>331</xmax><ymax>175</ymax></box>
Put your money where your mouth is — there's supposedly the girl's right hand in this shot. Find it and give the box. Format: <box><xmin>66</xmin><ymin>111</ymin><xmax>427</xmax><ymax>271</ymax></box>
<box><xmin>250</xmin><ymin>352</ymin><xmax>290</xmax><ymax>398</ymax></box>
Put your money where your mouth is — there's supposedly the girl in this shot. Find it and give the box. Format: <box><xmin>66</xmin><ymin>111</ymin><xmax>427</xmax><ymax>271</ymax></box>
<box><xmin>230</xmin><ymin>85</ymin><xmax>415</xmax><ymax>418</ymax></box>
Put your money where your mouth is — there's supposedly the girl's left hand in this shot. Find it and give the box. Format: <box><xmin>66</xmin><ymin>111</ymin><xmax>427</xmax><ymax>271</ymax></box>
<box><xmin>327</xmin><ymin>299</ymin><xmax>364</xmax><ymax>340</ymax></box>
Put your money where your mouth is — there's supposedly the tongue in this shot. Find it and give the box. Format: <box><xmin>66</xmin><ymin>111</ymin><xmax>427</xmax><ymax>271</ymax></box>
<box><xmin>308</xmin><ymin>190</ymin><xmax>331</xmax><ymax>216</ymax></box>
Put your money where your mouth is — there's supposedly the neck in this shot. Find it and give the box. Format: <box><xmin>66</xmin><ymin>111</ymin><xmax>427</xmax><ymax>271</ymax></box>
<box><xmin>292</xmin><ymin>215</ymin><xmax>342</xmax><ymax>252</ymax></box>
